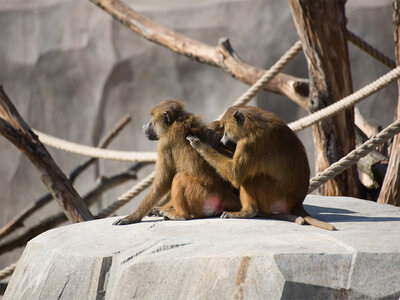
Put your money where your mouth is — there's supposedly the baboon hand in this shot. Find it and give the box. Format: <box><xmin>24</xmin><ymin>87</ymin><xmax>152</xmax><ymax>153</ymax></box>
<box><xmin>186</xmin><ymin>135</ymin><xmax>201</xmax><ymax>148</ymax></box>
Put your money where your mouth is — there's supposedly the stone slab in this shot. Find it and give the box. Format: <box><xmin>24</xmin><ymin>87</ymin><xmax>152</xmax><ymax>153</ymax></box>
<box><xmin>4</xmin><ymin>195</ymin><xmax>400</xmax><ymax>299</ymax></box>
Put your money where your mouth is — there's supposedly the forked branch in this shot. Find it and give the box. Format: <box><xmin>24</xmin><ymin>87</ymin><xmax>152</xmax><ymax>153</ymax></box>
<box><xmin>89</xmin><ymin>0</ymin><xmax>309</xmax><ymax>107</ymax></box>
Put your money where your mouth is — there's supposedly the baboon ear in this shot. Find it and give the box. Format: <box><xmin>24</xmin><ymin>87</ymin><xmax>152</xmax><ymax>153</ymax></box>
<box><xmin>233</xmin><ymin>110</ymin><xmax>244</xmax><ymax>125</ymax></box>
<box><xmin>163</xmin><ymin>111</ymin><xmax>172</xmax><ymax>125</ymax></box>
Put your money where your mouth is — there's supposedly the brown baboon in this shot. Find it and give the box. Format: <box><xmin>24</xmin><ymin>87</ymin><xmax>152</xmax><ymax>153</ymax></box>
<box><xmin>187</xmin><ymin>105</ymin><xmax>335</xmax><ymax>231</ymax></box>
<box><xmin>113</xmin><ymin>100</ymin><xmax>240</xmax><ymax>225</ymax></box>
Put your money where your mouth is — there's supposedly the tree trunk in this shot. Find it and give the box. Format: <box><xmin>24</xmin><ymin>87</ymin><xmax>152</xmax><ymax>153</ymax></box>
<box><xmin>0</xmin><ymin>87</ymin><xmax>93</xmax><ymax>222</ymax></box>
<box><xmin>288</xmin><ymin>0</ymin><xmax>360</xmax><ymax>197</ymax></box>
<box><xmin>377</xmin><ymin>0</ymin><xmax>400</xmax><ymax>206</ymax></box>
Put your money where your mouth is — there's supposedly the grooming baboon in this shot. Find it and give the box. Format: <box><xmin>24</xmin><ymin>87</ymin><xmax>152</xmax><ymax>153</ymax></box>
<box><xmin>187</xmin><ymin>105</ymin><xmax>335</xmax><ymax>231</ymax></box>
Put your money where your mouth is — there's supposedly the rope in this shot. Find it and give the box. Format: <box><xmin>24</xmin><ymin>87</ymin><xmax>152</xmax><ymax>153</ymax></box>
<box><xmin>308</xmin><ymin>118</ymin><xmax>400</xmax><ymax>193</ymax></box>
<box><xmin>96</xmin><ymin>171</ymin><xmax>156</xmax><ymax>218</ymax></box>
<box><xmin>25</xmin><ymin>31</ymin><xmax>398</xmax><ymax>206</ymax></box>
<box><xmin>35</xmin><ymin>130</ymin><xmax>157</xmax><ymax>162</ymax></box>
<box><xmin>288</xmin><ymin>65</ymin><xmax>400</xmax><ymax>132</ymax></box>
<box><xmin>33</xmin><ymin>41</ymin><xmax>302</xmax><ymax>159</ymax></box>
<box><xmin>217</xmin><ymin>40</ymin><xmax>303</xmax><ymax>119</ymax></box>
<box><xmin>0</xmin><ymin>263</ymin><xmax>16</xmax><ymax>281</ymax></box>
<box><xmin>85</xmin><ymin>40</ymin><xmax>304</xmax><ymax>213</ymax></box>
<box><xmin>28</xmin><ymin>32</ymin><xmax>395</xmax><ymax>161</ymax></box>
<box><xmin>347</xmin><ymin>30</ymin><xmax>396</xmax><ymax>69</ymax></box>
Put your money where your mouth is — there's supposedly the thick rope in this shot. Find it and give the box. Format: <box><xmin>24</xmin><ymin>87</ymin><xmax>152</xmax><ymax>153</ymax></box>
<box><xmin>96</xmin><ymin>171</ymin><xmax>156</xmax><ymax>218</ymax></box>
<box><xmin>308</xmin><ymin>118</ymin><xmax>400</xmax><ymax>193</ymax></box>
<box><xmin>33</xmin><ymin>41</ymin><xmax>302</xmax><ymax>159</ymax></box>
<box><xmin>233</xmin><ymin>40</ymin><xmax>303</xmax><ymax>105</ymax></box>
<box><xmin>26</xmin><ymin>32</ymin><xmax>399</xmax><ymax>207</ymax></box>
<box><xmin>289</xmin><ymin>65</ymin><xmax>400</xmax><ymax>132</ymax></box>
<box><xmin>35</xmin><ymin>130</ymin><xmax>157</xmax><ymax>162</ymax></box>
<box><xmin>0</xmin><ymin>263</ymin><xmax>16</xmax><ymax>281</ymax></box>
<box><xmin>347</xmin><ymin>30</ymin><xmax>396</xmax><ymax>69</ymax></box>
<box><xmin>29</xmin><ymin>33</ymin><xmax>396</xmax><ymax>161</ymax></box>
<box><xmin>217</xmin><ymin>40</ymin><xmax>303</xmax><ymax>119</ymax></box>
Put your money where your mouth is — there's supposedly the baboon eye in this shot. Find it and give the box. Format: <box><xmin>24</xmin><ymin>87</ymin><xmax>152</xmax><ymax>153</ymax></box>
<box><xmin>163</xmin><ymin>111</ymin><xmax>171</xmax><ymax>125</ymax></box>
<box><xmin>233</xmin><ymin>110</ymin><xmax>244</xmax><ymax>125</ymax></box>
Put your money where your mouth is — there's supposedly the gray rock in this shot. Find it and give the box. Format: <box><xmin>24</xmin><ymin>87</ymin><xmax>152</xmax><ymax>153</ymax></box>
<box><xmin>4</xmin><ymin>196</ymin><xmax>400</xmax><ymax>299</ymax></box>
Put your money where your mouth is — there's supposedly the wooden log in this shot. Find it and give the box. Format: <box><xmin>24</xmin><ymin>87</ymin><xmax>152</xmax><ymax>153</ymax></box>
<box><xmin>0</xmin><ymin>87</ymin><xmax>93</xmax><ymax>222</ymax></box>
<box><xmin>288</xmin><ymin>0</ymin><xmax>360</xmax><ymax>197</ymax></box>
<box><xmin>377</xmin><ymin>0</ymin><xmax>400</xmax><ymax>206</ymax></box>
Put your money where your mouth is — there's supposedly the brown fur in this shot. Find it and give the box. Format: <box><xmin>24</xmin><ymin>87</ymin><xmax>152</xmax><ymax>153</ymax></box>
<box><xmin>113</xmin><ymin>100</ymin><xmax>240</xmax><ymax>225</ymax></box>
<box><xmin>188</xmin><ymin>105</ymin><xmax>335</xmax><ymax>231</ymax></box>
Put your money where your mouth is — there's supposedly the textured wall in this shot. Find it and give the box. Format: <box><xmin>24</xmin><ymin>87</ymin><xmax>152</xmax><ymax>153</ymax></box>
<box><xmin>0</xmin><ymin>0</ymin><xmax>395</xmax><ymax>271</ymax></box>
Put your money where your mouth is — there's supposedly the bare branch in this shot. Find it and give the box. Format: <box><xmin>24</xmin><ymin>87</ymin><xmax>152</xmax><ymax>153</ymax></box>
<box><xmin>0</xmin><ymin>165</ymin><xmax>143</xmax><ymax>255</ymax></box>
<box><xmin>0</xmin><ymin>87</ymin><xmax>93</xmax><ymax>222</ymax></box>
<box><xmin>0</xmin><ymin>114</ymin><xmax>132</xmax><ymax>240</ymax></box>
<box><xmin>69</xmin><ymin>114</ymin><xmax>131</xmax><ymax>182</ymax></box>
<box><xmin>89</xmin><ymin>0</ymin><xmax>309</xmax><ymax>107</ymax></box>
<box><xmin>0</xmin><ymin>194</ymin><xmax>52</xmax><ymax>240</ymax></box>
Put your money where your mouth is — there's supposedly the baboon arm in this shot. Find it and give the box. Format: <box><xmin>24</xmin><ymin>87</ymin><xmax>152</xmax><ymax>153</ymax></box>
<box><xmin>190</xmin><ymin>138</ymin><xmax>240</xmax><ymax>187</ymax></box>
<box><xmin>113</xmin><ymin>155</ymin><xmax>174</xmax><ymax>225</ymax></box>
<box><xmin>113</xmin><ymin>175</ymin><xmax>172</xmax><ymax>225</ymax></box>
<box><xmin>135</xmin><ymin>176</ymin><xmax>171</xmax><ymax>217</ymax></box>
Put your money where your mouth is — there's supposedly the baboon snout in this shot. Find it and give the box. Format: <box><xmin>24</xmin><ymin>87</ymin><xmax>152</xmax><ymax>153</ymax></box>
<box><xmin>143</xmin><ymin>120</ymin><xmax>159</xmax><ymax>141</ymax></box>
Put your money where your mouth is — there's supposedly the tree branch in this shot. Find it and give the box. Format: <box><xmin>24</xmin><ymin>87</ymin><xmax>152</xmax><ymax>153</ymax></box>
<box><xmin>89</xmin><ymin>0</ymin><xmax>309</xmax><ymax>107</ymax></box>
<box><xmin>0</xmin><ymin>165</ymin><xmax>144</xmax><ymax>255</ymax></box>
<box><xmin>69</xmin><ymin>114</ymin><xmax>131</xmax><ymax>182</ymax></box>
<box><xmin>0</xmin><ymin>87</ymin><xmax>93</xmax><ymax>222</ymax></box>
<box><xmin>0</xmin><ymin>115</ymin><xmax>132</xmax><ymax>240</ymax></box>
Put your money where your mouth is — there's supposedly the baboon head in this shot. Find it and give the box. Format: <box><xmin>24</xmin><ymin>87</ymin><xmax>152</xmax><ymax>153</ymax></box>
<box><xmin>220</xmin><ymin>106</ymin><xmax>246</xmax><ymax>145</ymax></box>
<box><xmin>143</xmin><ymin>100</ymin><xmax>185</xmax><ymax>140</ymax></box>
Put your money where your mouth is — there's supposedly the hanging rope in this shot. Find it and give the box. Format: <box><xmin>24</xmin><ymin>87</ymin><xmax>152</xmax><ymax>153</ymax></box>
<box><xmin>35</xmin><ymin>130</ymin><xmax>157</xmax><ymax>162</ymax></box>
<box><xmin>96</xmin><ymin>171</ymin><xmax>156</xmax><ymax>218</ymax></box>
<box><xmin>289</xmin><ymin>65</ymin><xmax>400</xmax><ymax>132</ymax></box>
<box><xmin>0</xmin><ymin>262</ymin><xmax>16</xmax><ymax>281</ymax></box>
<box><xmin>346</xmin><ymin>30</ymin><xmax>396</xmax><ymax>69</ymax></box>
<box><xmin>308</xmin><ymin>118</ymin><xmax>400</xmax><ymax>193</ymax></box>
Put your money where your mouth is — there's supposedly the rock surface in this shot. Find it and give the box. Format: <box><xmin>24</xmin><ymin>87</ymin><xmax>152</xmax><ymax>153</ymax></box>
<box><xmin>4</xmin><ymin>195</ymin><xmax>400</xmax><ymax>299</ymax></box>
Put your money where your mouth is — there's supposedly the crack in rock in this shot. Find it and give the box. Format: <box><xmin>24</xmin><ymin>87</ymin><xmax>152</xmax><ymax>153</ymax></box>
<box><xmin>150</xmin><ymin>243</ymin><xmax>192</xmax><ymax>254</ymax></box>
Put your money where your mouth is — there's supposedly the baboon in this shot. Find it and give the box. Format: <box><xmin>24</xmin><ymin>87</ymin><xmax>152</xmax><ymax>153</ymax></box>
<box><xmin>187</xmin><ymin>105</ymin><xmax>335</xmax><ymax>231</ymax></box>
<box><xmin>113</xmin><ymin>100</ymin><xmax>240</xmax><ymax>225</ymax></box>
